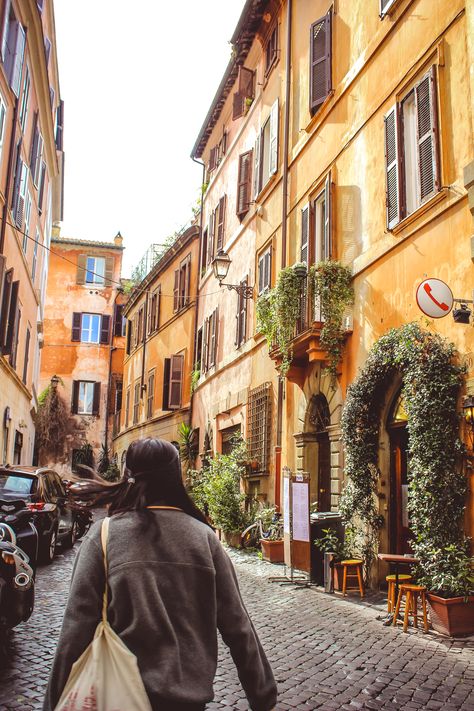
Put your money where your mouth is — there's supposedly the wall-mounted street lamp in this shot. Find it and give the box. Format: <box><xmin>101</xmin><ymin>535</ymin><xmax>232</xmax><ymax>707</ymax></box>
<box><xmin>462</xmin><ymin>396</ymin><xmax>474</xmax><ymax>451</ymax></box>
<box><xmin>453</xmin><ymin>301</ymin><xmax>472</xmax><ymax>324</ymax></box>
<box><xmin>212</xmin><ymin>249</ymin><xmax>254</xmax><ymax>299</ymax></box>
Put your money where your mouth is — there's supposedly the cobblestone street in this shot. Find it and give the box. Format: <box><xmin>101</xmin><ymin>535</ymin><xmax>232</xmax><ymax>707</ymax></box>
<box><xmin>1</xmin><ymin>520</ymin><xmax>474</xmax><ymax>711</ymax></box>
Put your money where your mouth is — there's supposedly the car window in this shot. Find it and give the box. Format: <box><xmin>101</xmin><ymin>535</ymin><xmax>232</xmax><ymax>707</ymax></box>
<box><xmin>52</xmin><ymin>474</ymin><xmax>66</xmax><ymax>497</ymax></box>
<box><xmin>41</xmin><ymin>475</ymin><xmax>54</xmax><ymax>501</ymax></box>
<box><xmin>0</xmin><ymin>474</ymin><xmax>36</xmax><ymax>494</ymax></box>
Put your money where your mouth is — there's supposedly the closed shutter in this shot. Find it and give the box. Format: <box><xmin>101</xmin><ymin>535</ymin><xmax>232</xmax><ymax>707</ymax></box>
<box><xmin>264</xmin><ymin>249</ymin><xmax>271</xmax><ymax>290</ymax></box>
<box><xmin>232</xmin><ymin>92</ymin><xmax>245</xmax><ymax>121</ymax></box>
<box><xmin>71</xmin><ymin>381</ymin><xmax>79</xmax><ymax>414</ymax></box>
<box><xmin>201</xmin><ymin>318</ymin><xmax>209</xmax><ymax>373</ymax></box>
<box><xmin>162</xmin><ymin>358</ymin><xmax>171</xmax><ymax>410</ymax></box>
<box><xmin>71</xmin><ymin>312</ymin><xmax>81</xmax><ymax>341</ymax></box>
<box><xmin>55</xmin><ymin>100</ymin><xmax>64</xmax><ymax>150</ymax></box>
<box><xmin>0</xmin><ymin>0</ymin><xmax>11</xmax><ymax>61</ymax></box>
<box><xmin>38</xmin><ymin>161</ymin><xmax>46</xmax><ymax>214</ymax></box>
<box><xmin>4</xmin><ymin>279</ymin><xmax>18</xmax><ymax>355</ymax></box>
<box><xmin>221</xmin><ymin>131</ymin><xmax>227</xmax><ymax>156</ymax></box>
<box><xmin>210</xmin><ymin>308</ymin><xmax>218</xmax><ymax>366</ymax></box>
<box><xmin>209</xmin><ymin>146</ymin><xmax>217</xmax><ymax>171</ymax></box>
<box><xmin>237</xmin><ymin>282</ymin><xmax>247</xmax><ymax>346</ymax></box>
<box><xmin>92</xmin><ymin>382</ymin><xmax>101</xmax><ymax>416</ymax></box>
<box><xmin>216</xmin><ymin>195</ymin><xmax>226</xmax><ymax>251</ymax></box>
<box><xmin>269</xmin><ymin>99</ymin><xmax>279</xmax><ymax>175</ymax></box>
<box><xmin>29</xmin><ymin>112</ymin><xmax>38</xmax><ymax>174</ymax></box>
<box><xmin>238</xmin><ymin>66</ymin><xmax>254</xmax><ymax>98</ymax></box>
<box><xmin>253</xmin><ymin>133</ymin><xmax>261</xmax><ymax>199</ymax></box>
<box><xmin>0</xmin><ymin>267</ymin><xmax>13</xmax><ymax>349</ymax></box>
<box><xmin>173</xmin><ymin>269</ymin><xmax>179</xmax><ymax>312</ymax></box>
<box><xmin>9</xmin><ymin>304</ymin><xmax>20</xmax><ymax>367</ymax></box>
<box><xmin>14</xmin><ymin>162</ymin><xmax>26</xmax><ymax>228</ymax></box>
<box><xmin>11</xmin><ymin>140</ymin><xmax>22</xmax><ymax>215</ymax></box>
<box><xmin>76</xmin><ymin>254</ymin><xmax>87</xmax><ymax>284</ymax></box>
<box><xmin>237</xmin><ymin>150</ymin><xmax>252</xmax><ymax>217</ymax></box>
<box><xmin>324</xmin><ymin>174</ymin><xmax>332</xmax><ymax>259</ymax></box>
<box><xmin>0</xmin><ymin>255</ymin><xmax>5</xmax><ymax>334</ymax></box>
<box><xmin>206</xmin><ymin>211</ymin><xmax>214</xmax><ymax>266</ymax></box>
<box><xmin>156</xmin><ymin>286</ymin><xmax>161</xmax><ymax>329</ymax></box>
<box><xmin>169</xmin><ymin>354</ymin><xmax>184</xmax><ymax>409</ymax></box>
<box><xmin>301</xmin><ymin>204</ymin><xmax>310</xmax><ymax>263</ymax></box>
<box><xmin>100</xmin><ymin>315</ymin><xmax>111</xmax><ymax>344</ymax></box>
<box><xmin>22</xmin><ymin>326</ymin><xmax>30</xmax><ymax>384</ymax></box>
<box><xmin>126</xmin><ymin>319</ymin><xmax>132</xmax><ymax>354</ymax></box>
<box><xmin>44</xmin><ymin>36</ymin><xmax>51</xmax><ymax>67</ymax></box>
<box><xmin>415</xmin><ymin>67</ymin><xmax>439</xmax><ymax>203</ymax></box>
<box><xmin>105</xmin><ymin>256</ymin><xmax>114</xmax><ymax>286</ymax></box>
<box><xmin>5</xmin><ymin>20</ymin><xmax>25</xmax><ymax>97</ymax></box>
<box><xmin>310</xmin><ymin>11</ymin><xmax>332</xmax><ymax>114</ymax></box>
<box><xmin>184</xmin><ymin>257</ymin><xmax>191</xmax><ymax>305</ymax></box>
<box><xmin>384</xmin><ymin>104</ymin><xmax>401</xmax><ymax>229</ymax></box>
<box><xmin>258</xmin><ymin>254</ymin><xmax>264</xmax><ymax>295</ymax></box>
<box><xmin>114</xmin><ymin>304</ymin><xmax>124</xmax><ymax>336</ymax></box>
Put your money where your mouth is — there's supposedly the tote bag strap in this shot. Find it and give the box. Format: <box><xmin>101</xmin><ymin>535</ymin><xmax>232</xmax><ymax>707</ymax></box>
<box><xmin>100</xmin><ymin>517</ymin><xmax>111</xmax><ymax>622</ymax></box>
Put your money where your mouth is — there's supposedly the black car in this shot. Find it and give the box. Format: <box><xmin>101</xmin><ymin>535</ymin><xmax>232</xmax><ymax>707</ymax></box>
<box><xmin>0</xmin><ymin>466</ymin><xmax>80</xmax><ymax>564</ymax></box>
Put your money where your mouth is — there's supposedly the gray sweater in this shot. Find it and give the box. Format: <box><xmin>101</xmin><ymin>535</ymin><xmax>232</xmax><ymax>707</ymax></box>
<box><xmin>43</xmin><ymin>509</ymin><xmax>277</xmax><ymax>711</ymax></box>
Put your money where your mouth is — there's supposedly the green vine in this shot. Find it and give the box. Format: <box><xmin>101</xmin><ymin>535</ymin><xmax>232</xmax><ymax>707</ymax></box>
<box><xmin>340</xmin><ymin>323</ymin><xmax>469</xmax><ymax>592</ymax></box>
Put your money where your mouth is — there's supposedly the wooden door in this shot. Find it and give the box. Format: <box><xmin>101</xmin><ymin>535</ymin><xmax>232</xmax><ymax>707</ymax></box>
<box><xmin>389</xmin><ymin>426</ymin><xmax>411</xmax><ymax>553</ymax></box>
<box><xmin>317</xmin><ymin>432</ymin><xmax>331</xmax><ymax>512</ymax></box>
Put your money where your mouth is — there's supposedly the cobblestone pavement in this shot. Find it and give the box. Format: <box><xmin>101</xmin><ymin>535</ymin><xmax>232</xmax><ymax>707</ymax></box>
<box><xmin>1</xmin><ymin>517</ymin><xmax>474</xmax><ymax>710</ymax></box>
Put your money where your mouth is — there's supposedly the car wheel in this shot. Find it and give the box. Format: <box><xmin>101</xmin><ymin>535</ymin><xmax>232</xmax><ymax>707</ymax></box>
<box><xmin>63</xmin><ymin>519</ymin><xmax>79</xmax><ymax>549</ymax></box>
<box><xmin>40</xmin><ymin>529</ymin><xmax>57</xmax><ymax>564</ymax></box>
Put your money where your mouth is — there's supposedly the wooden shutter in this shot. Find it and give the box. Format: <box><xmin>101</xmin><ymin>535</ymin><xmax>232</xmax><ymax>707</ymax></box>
<box><xmin>238</xmin><ymin>66</ymin><xmax>254</xmax><ymax>99</ymax></box>
<box><xmin>324</xmin><ymin>174</ymin><xmax>332</xmax><ymax>259</ymax></box>
<box><xmin>71</xmin><ymin>312</ymin><xmax>81</xmax><ymax>341</ymax></box>
<box><xmin>253</xmin><ymin>133</ymin><xmax>261</xmax><ymax>199</ymax></box>
<box><xmin>169</xmin><ymin>354</ymin><xmax>184</xmax><ymax>409</ymax></box>
<box><xmin>92</xmin><ymin>382</ymin><xmax>101</xmax><ymax>416</ymax></box>
<box><xmin>269</xmin><ymin>99</ymin><xmax>279</xmax><ymax>175</ymax></box>
<box><xmin>415</xmin><ymin>67</ymin><xmax>439</xmax><ymax>203</ymax></box>
<box><xmin>232</xmin><ymin>92</ymin><xmax>245</xmax><ymax>120</ymax></box>
<box><xmin>44</xmin><ymin>36</ymin><xmax>51</xmax><ymax>67</ymax></box>
<box><xmin>9</xmin><ymin>305</ymin><xmax>20</xmax><ymax>368</ymax></box>
<box><xmin>216</xmin><ymin>195</ymin><xmax>226</xmax><ymax>251</ymax></box>
<box><xmin>126</xmin><ymin>319</ymin><xmax>132</xmax><ymax>354</ymax></box>
<box><xmin>22</xmin><ymin>326</ymin><xmax>30</xmax><ymax>384</ymax></box>
<box><xmin>209</xmin><ymin>146</ymin><xmax>217</xmax><ymax>171</ymax></box>
<box><xmin>114</xmin><ymin>304</ymin><xmax>123</xmax><ymax>336</ymax></box>
<box><xmin>38</xmin><ymin>161</ymin><xmax>46</xmax><ymax>214</ymax></box>
<box><xmin>237</xmin><ymin>282</ymin><xmax>247</xmax><ymax>346</ymax></box>
<box><xmin>264</xmin><ymin>249</ymin><xmax>271</xmax><ymax>290</ymax></box>
<box><xmin>156</xmin><ymin>286</ymin><xmax>161</xmax><ymax>329</ymax></box>
<box><xmin>71</xmin><ymin>380</ymin><xmax>79</xmax><ymax>414</ymax></box>
<box><xmin>104</xmin><ymin>256</ymin><xmax>114</xmax><ymax>286</ymax></box>
<box><xmin>210</xmin><ymin>308</ymin><xmax>218</xmax><ymax>366</ymax></box>
<box><xmin>310</xmin><ymin>11</ymin><xmax>332</xmax><ymax>114</ymax></box>
<box><xmin>0</xmin><ymin>267</ymin><xmax>13</xmax><ymax>349</ymax></box>
<box><xmin>6</xmin><ymin>21</ymin><xmax>25</xmax><ymax>98</ymax></box>
<box><xmin>237</xmin><ymin>151</ymin><xmax>252</xmax><ymax>217</ymax></box>
<box><xmin>4</xmin><ymin>280</ymin><xmax>18</xmax><ymax>355</ymax></box>
<box><xmin>14</xmin><ymin>162</ymin><xmax>25</xmax><ymax>228</ymax></box>
<box><xmin>11</xmin><ymin>140</ymin><xmax>22</xmax><ymax>214</ymax></box>
<box><xmin>162</xmin><ymin>358</ymin><xmax>171</xmax><ymax>410</ymax></box>
<box><xmin>56</xmin><ymin>100</ymin><xmax>64</xmax><ymax>150</ymax></box>
<box><xmin>0</xmin><ymin>0</ymin><xmax>11</xmax><ymax>62</ymax></box>
<box><xmin>173</xmin><ymin>269</ymin><xmax>179</xmax><ymax>312</ymax></box>
<box><xmin>184</xmin><ymin>257</ymin><xmax>191</xmax><ymax>305</ymax></box>
<box><xmin>258</xmin><ymin>254</ymin><xmax>264</xmax><ymax>295</ymax></box>
<box><xmin>201</xmin><ymin>318</ymin><xmax>209</xmax><ymax>373</ymax></box>
<box><xmin>384</xmin><ymin>104</ymin><xmax>401</xmax><ymax>229</ymax></box>
<box><xmin>76</xmin><ymin>254</ymin><xmax>87</xmax><ymax>284</ymax></box>
<box><xmin>0</xmin><ymin>255</ymin><xmax>5</xmax><ymax>337</ymax></box>
<box><xmin>29</xmin><ymin>112</ymin><xmax>38</xmax><ymax>173</ymax></box>
<box><xmin>100</xmin><ymin>315</ymin><xmax>111</xmax><ymax>344</ymax></box>
<box><xmin>299</xmin><ymin>205</ymin><xmax>309</xmax><ymax>268</ymax></box>
<box><xmin>221</xmin><ymin>131</ymin><xmax>227</xmax><ymax>156</ymax></box>
<box><xmin>206</xmin><ymin>211</ymin><xmax>214</xmax><ymax>266</ymax></box>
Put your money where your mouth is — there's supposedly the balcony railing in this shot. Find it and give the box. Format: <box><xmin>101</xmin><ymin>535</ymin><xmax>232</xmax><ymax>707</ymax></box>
<box><xmin>295</xmin><ymin>275</ymin><xmax>323</xmax><ymax>337</ymax></box>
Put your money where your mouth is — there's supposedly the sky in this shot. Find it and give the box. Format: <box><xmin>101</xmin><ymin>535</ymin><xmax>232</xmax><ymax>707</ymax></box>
<box><xmin>54</xmin><ymin>0</ymin><xmax>245</xmax><ymax>277</ymax></box>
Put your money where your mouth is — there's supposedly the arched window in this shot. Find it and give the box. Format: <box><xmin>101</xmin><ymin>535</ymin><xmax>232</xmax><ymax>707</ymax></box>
<box><xmin>388</xmin><ymin>390</ymin><xmax>408</xmax><ymax>427</ymax></box>
<box><xmin>309</xmin><ymin>394</ymin><xmax>330</xmax><ymax>433</ymax></box>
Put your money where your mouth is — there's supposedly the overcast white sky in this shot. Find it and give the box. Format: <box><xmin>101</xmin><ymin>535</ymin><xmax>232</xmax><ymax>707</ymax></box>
<box><xmin>54</xmin><ymin>0</ymin><xmax>245</xmax><ymax>277</ymax></box>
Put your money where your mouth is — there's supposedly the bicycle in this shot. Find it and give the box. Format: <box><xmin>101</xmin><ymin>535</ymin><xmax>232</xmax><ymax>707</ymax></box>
<box><xmin>240</xmin><ymin>509</ymin><xmax>283</xmax><ymax>549</ymax></box>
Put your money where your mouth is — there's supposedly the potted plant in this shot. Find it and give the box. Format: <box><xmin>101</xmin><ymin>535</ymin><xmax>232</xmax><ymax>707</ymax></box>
<box><xmin>315</xmin><ymin>526</ymin><xmax>359</xmax><ymax>591</ymax></box>
<box><xmin>417</xmin><ymin>544</ymin><xmax>474</xmax><ymax>636</ymax></box>
<box><xmin>256</xmin><ymin>506</ymin><xmax>284</xmax><ymax>563</ymax></box>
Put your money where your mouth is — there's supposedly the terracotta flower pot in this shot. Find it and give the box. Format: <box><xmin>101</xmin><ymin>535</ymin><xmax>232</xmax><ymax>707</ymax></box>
<box><xmin>222</xmin><ymin>531</ymin><xmax>242</xmax><ymax>548</ymax></box>
<box><xmin>332</xmin><ymin>562</ymin><xmax>344</xmax><ymax>591</ymax></box>
<box><xmin>427</xmin><ymin>593</ymin><xmax>474</xmax><ymax>637</ymax></box>
<box><xmin>260</xmin><ymin>539</ymin><xmax>284</xmax><ymax>563</ymax></box>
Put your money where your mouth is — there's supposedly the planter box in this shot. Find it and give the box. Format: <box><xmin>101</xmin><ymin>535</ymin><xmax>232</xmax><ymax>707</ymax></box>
<box><xmin>260</xmin><ymin>539</ymin><xmax>284</xmax><ymax>563</ymax></box>
<box><xmin>222</xmin><ymin>531</ymin><xmax>241</xmax><ymax>548</ymax></box>
<box><xmin>427</xmin><ymin>593</ymin><xmax>474</xmax><ymax>637</ymax></box>
<box><xmin>332</xmin><ymin>562</ymin><xmax>343</xmax><ymax>591</ymax></box>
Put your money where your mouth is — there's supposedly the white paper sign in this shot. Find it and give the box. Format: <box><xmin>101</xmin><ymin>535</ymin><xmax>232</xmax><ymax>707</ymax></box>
<box><xmin>292</xmin><ymin>482</ymin><xmax>310</xmax><ymax>542</ymax></box>
<box><xmin>283</xmin><ymin>477</ymin><xmax>290</xmax><ymax>535</ymax></box>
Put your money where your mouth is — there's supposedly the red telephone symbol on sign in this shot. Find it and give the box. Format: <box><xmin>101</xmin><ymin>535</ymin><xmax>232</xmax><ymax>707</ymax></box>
<box><xmin>423</xmin><ymin>283</ymin><xmax>450</xmax><ymax>312</ymax></box>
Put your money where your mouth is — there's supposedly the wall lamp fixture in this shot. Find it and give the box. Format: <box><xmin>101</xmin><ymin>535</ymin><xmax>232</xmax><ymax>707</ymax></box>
<box><xmin>212</xmin><ymin>250</ymin><xmax>254</xmax><ymax>300</ymax></box>
<box><xmin>453</xmin><ymin>300</ymin><xmax>472</xmax><ymax>324</ymax></box>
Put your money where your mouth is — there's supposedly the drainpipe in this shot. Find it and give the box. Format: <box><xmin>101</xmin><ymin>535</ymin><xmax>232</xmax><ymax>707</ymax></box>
<box><xmin>275</xmin><ymin>0</ymin><xmax>292</xmax><ymax>508</ymax></box>
<box><xmin>0</xmin><ymin>99</ymin><xmax>19</xmax><ymax>255</ymax></box>
<box><xmin>190</xmin><ymin>156</ymin><xmax>206</xmax><ymax>428</ymax></box>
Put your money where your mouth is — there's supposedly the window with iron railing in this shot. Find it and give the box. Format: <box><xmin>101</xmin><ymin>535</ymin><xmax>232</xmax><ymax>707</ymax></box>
<box><xmin>247</xmin><ymin>382</ymin><xmax>272</xmax><ymax>476</ymax></box>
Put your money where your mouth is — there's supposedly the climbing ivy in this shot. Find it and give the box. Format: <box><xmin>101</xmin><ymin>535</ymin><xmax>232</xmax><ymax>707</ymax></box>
<box><xmin>340</xmin><ymin>323</ymin><xmax>468</xmax><ymax>588</ymax></box>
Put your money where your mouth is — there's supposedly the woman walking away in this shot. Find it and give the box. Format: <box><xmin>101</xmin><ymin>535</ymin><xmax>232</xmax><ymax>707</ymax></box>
<box><xmin>43</xmin><ymin>438</ymin><xmax>277</xmax><ymax>711</ymax></box>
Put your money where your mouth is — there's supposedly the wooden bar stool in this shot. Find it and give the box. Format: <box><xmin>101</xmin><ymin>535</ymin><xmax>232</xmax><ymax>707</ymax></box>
<box><xmin>392</xmin><ymin>583</ymin><xmax>429</xmax><ymax>633</ymax></box>
<box><xmin>341</xmin><ymin>559</ymin><xmax>364</xmax><ymax>597</ymax></box>
<box><xmin>386</xmin><ymin>574</ymin><xmax>412</xmax><ymax>613</ymax></box>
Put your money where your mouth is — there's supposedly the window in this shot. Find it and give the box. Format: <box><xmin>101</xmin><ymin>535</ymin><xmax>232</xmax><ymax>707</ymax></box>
<box><xmin>31</xmin><ymin>230</ymin><xmax>39</xmax><ymax>281</ymax></box>
<box><xmin>136</xmin><ymin>305</ymin><xmax>144</xmax><ymax>345</ymax></box>
<box><xmin>232</xmin><ymin>66</ymin><xmax>255</xmax><ymax>121</ymax></box>
<box><xmin>237</xmin><ymin>151</ymin><xmax>253</xmax><ymax>219</ymax></box>
<box><xmin>13</xmin><ymin>430</ymin><xmax>22</xmax><ymax>465</ymax></box>
<box><xmin>148</xmin><ymin>287</ymin><xmax>161</xmax><ymax>333</ymax></box>
<box><xmin>71</xmin><ymin>381</ymin><xmax>100</xmax><ymax>416</ymax></box>
<box><xmin>380</xmin><ymin>0</ymin><xmax>400</xmax><ymax>17</ymax></box>
<box><xmin>173</xmin><ymin>255</ymin><xmax>191</xmax><ymax>312</ymax></box>
<box><xmin>85</xmin><ymin>256</ymin><xmax>106</xmax><ymax>285</ymax></box>
<box><xmin>14</xmin><ymin>160</ymin><xmax>28</xmax><ymax>228</ymax></box>
<box><xmin>384</xmin><ymin>67</ymin><xmax>440</xmax><ymax>229</ymax></box>
<box><xmin>22</xmin><ymin>191</ymin><xmax>31</xmax><ymax>253</ymax></box>
<box><xmin>247</xmin><ymin>382</ymin><xmax>272</xmax><ymax>475</ymax></box>
<box><xmin>206</xmin><ymin>208</ymin><xmax>216</xmax><ymax>266</ymax></box>
<box><xmin>258</xmin><ymin>247</ymin><xmax>272</xmax><ymax>295</ymax></box>
<box><xmin>81</xmin><ymin>313</ymin><xmax>100</xmax><ymax>343</ymax></box>
<box><xmin>146</xmin><ymin>371</ymin><xmax>155</xmax><ymax>419</ymax></box>
<box><xmin>22</xmin><ymin>325</ymin><xmax>30</xmax><ymax>384</ymax></box>
<box><xmin>114</xmin><ymin>379</ymin><xmax>123</xmax><ymax>413</ymax></box>
<box><xmin>55</xmin><ymin>100</ymin><xmax>64</xmax><ymax>151</ymax></box>
<box><xmin>215</xmin><ymin>195</ymin><xmax>226</xmax><ymax>251</ymax></box>
<box><xmin>133</xmin><ymin>381</ymin><xmax>140</xmax><ymax>424</ymax></box>
<box><xmin>235</xmin><ymin>278</ymin><xmax>248</xmax><ymax>348</ymax></box>
<box><xmin>169</xmin><ymin>354</ymin><xmax>184</xmax><ymax>409</ymax></box>
<box><xmin>208</xmin><ymin>132</ymin><xmax>228</xmax><ymax>172</ymax></box>
<box><xmin>126</xmin><ymin>319</ymin><xmax>133</xmax><ymax>354</ymax></box>
<box><xmin>113</xmin><ymin>303</ymin><xmax>126</xmax><ymax>337</ymax></box>
<box><xmin>0</xmin><ymin>263</ymin><xmax>19</xmax><ymax>356</ymax></box>
<box><xmin>313</xmin><ymin>175</ymin><xmax>331</xmax><ymax>262</ymax></box>
<box><xmin>125</xmin><ymin>387</ymin><xmax>130</xmax><ymax>427</ymax></box>
<box><xmin>0</xmin><ymin>92</ymin><xmax>7</xmax><ymax>163</ymax></box>
<box><xmin>19</xmin><ymin>65</ymin><xmax>29</xmax><ymax>132</ymax></box>
<box><xmin>201</xmin><ymin>308</ymin><xmax>219</xmax><ymax>373</ymax></box>
<box><xmin>2</xmin><ymin>7</ymin><xmax>26</xmax><ymax>98</ymax></box>
<box><xmin>310</xmin><ymin>10</ymin><xmax>332</xmax><ymax>116</ymax></box>
<box><xmin>29</xmin><ymin>112</ymin><xmax>44</xmax><ymax>188</ymax></box>
<box><xmin>253</xmin><ymin>100</ymin><xmax>279</xmax><ymax>198</ymax></box>
<box><xmin>300</xmin><ymin>204</ymin><xmax>309</xmax><ymax>264</ymax></box>
<box><xmin>265</xmin><ymin>23</ymin><xmax>278</xmax><ymax>76</ymax></box>
<box><xmin>71</xmin><ymin>312</ymin><xmax>111</xmax><ymax>344</ymax></box>
<box><xmin>200</xmin><ymin>228</ymin><xmax>208</xmax><ymax>275</ymax></box>
<box><xmin>9</xmin><ymin>303</ymin><xmax>20</xmax><ymax>369</ymax></box>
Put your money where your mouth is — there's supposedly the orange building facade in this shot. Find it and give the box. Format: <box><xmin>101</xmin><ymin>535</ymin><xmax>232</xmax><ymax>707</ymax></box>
<box><xmin>0</xmin><ymin>0</ymin><xmax>64</xmax><ymax>465</ymax></box>
<box><xmin>191</xmin><ymin>0</ymin><xmax>474</xmax><ymax>557</ymax></box>
<box><xmin>39</xmin><ymin>233</ymin><xmax>125</xmax><ymax>476</ymax></box>
<box><xmin>112</xmin><ymin>225</ymin><xmax>199</xmax><ymax>473</ymax></box>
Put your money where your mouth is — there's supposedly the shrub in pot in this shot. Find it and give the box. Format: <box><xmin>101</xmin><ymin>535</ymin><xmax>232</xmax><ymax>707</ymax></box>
<box><xmin>315</xmin><ymin>526</ymin><xmax>360</xmax><ymax>590</ymax></box>
<box><xmin>256</xmin><ymin>506</ymin><xmax>284</xmax><ymax>563</ymax></box>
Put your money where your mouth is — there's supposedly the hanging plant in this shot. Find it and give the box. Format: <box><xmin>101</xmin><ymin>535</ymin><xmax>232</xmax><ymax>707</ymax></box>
<box><xmin>340</xmin><ymin>322</ymin><xmax>467</xmax><ymax>586</ymax></box>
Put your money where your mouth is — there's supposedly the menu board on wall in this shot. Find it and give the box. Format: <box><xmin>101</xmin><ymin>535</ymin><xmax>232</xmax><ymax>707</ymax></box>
<box><xmin>292</xmin><ymin>481</ymin><xmax>310</xmax><ymax>542</ymax></box>
<box><xmin>283</xmin><ymin>476</ymin><xmax>290</xmax><ymax>535</ymax></box>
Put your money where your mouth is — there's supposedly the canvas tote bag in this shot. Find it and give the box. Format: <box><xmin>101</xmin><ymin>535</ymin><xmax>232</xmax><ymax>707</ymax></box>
<box><xmin>55</xmin><ymin>517</ymin><xmax>152</xmax><ymax>711</ymax></box>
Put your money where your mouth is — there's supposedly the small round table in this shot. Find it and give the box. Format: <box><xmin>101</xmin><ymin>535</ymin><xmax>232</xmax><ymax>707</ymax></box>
<box><xmin>377</xmin><ymin>553</ymin><xmax>419</xmax><ymax>623</ymax></box>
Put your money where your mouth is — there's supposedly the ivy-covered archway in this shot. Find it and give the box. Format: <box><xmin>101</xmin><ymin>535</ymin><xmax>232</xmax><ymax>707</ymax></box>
<box><xmin>340</xmin><ymin>323</ymin><xmax>467</xmax><ymax>585</ymax></box>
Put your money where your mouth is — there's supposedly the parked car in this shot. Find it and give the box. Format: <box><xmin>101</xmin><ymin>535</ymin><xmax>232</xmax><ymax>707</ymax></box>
<box><xmin>0</xmin><ymin>466</ymin><xmax>80</xmax><ymax>564</ymax></box>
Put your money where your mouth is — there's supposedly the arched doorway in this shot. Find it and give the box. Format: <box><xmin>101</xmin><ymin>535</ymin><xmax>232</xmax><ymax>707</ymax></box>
<box><xmin>309</xmin><ymin>395</ymin><xmax>331</xmax><ymax>512</ymax></box>
<box><xmin>387</xmin><ymin>390</ymin><xmax>411</xmax><ymax>553</ymax></box>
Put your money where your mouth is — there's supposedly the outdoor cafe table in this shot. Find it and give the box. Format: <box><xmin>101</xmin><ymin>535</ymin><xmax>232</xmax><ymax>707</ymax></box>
<box><xmin>377</xmin><ymin>553</ymin><xmax>420</xmax><ymax>607</ymax></box>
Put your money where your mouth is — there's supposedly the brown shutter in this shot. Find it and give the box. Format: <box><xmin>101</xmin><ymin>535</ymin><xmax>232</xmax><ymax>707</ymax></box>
<box><xmin>216</xmin><ymin>195</ymin><xmax>226</xmax><ymax>251</ymax></box>
<box><xmin>104</xmin><ymin>256</ymin><xmax>114</xmax><ymax>286</ymax></box>
<box><xmin>237</xmin><ymin>151</ymin><xmax>252</xmax><ymax>218</ymax></box>
<box><xmin>22</xmin><ymin>326</ymin><xmax>30</xmax><ymax>384</ymax></box>
<box><xmin>380</xmin><ymin>0</ymin><xmax>395</xmax><ymax>17</ymax></box>
<box><xmin>238</xmin><ymin>66</ymin><xmax>254</xmax><ymax>99</ymax></box>
<box><xmin>384</xmin><ymin>104</ymin><xmax>401</xmax><ymax>229</ymax></box>
<box><xmin>324</xmin><ymin>174</ymin><xmax>332</xmax><ymax>259</ymax></box>
<box><xmin>71</xmin><ymin>312</ymin><xmax>81</xmax><ymax>341</ymax></box>
<box><xmin>9</xmin><ymin>306</ymin><xmax>20</xmax><ymax>368</ymax></box>
<box><xmin>173</xmin><ymin>269</ymin><xmax>179</xmax><ymax>312</ymax></box>
<box><xmin>29</xmin><ymin>112</ymin><xmax>38</xmax><ymax>172</ymax></box>
<box><xmin>310</xmin><ymin>11</ymin><xmax>332</xmax><ymax>115</ymax></box>
<box><xmin>162</xmin><ymin>358</ymin><xmax>171</xmax><ymax>410</ymax></box>
<box><xmin>253</xmin><ymin>134</ymin><xmax>261</xmax><ymax>199</ymax></box>
<box><xmin>126</xmin><ymin>319</ymin><xmax>132</xmax><ymax>354</ymax></box>
<box><xmin>0</xmin><ymin>267</ymin><xmax>13</xmax><ymax>349</ymax></box>
<box><xmin>237</xmin><ymin>282</ymin><xmax>247</xmax><ymax>347</ymax></box>
<box><xmin>92</xmin><ymin>382</ymin><xmax>101</xmax><ymax>416</ymax></box>
<box><xmin>416</xmin><ymin>67</ymin><xmax>439</xmax><ymax>203</ymax></box>
<box><xmin>38</xmin><ymin>161</ymin><xmax>46</xmax><ymax>214</ymax></box>
<box><xmin>206</xmin><ymin>212</ymin><xmax>214</xmax><ymax>266</ymax></box>
<box><xmin>221</xmin><ymin>131</ymin><xmax>227</xmax><ymax>156</ymax></box>
<box><xmin>100</xmin><ymin>315</ymin><xmax>111</xmax><ymax>344</ymax></box>
<box><xmin>11</xmin><ymin>140</ymin><xmax>22</xmax><ymax>214</ymax></box>
<box><xmin>232</xmin><ymin>92</ymin><xmax>245</xmax><ymax>121</ymax></box>
<box><xmin>169</xmin><ymin>354</ymin><xmax>184</xmax><ymax>409</ymax></box>
<box><xmin>209</xmin><ymin>146</ymin><xmax>217</xmax><ymax>171</ymax></box>
<box><xmin>71</xmin><ymin>380</ymin><xmax>79</xmax><ymax>414</ymax></box>
<box><xmin>301</xmin><ymin>204</ymin><xmax>310</xmax><ymax>264</ymax></box>
<box><xmin>0</xmin><ymin>255</ymin><xmax>6</xmax><ymax>340</ymax></box>
<box><xmin>114</xmin><ymin>304</ymin><xmax>123</xmax><ymax>336</ymax></box>
<box><xmin>210</xmin><ymin>307</ymin><xmax>218</xmax><ymax>367</ymax></box>
<box><xmin>156</xmin><ymin>286</ymin><xmax>161</xmax><ymax>329</ymax></box>
<box><xmin>184</xmin><ymin>256</ymin><xmax>191</xmax><ymax>305</ymax></box>
<box><xmin>76</xmin><ymin>254</ymin><xmax>87</xmax><ymax>285</ymax></box>
<box><xmin>201</xmin><ymin>318</ymin><xmax>209</xmax><ymax>373</ymax></box>
<box><xmin>4</xmin><ymin>281</ymin><xmax>19</xmax><ymax>357</ymax></box>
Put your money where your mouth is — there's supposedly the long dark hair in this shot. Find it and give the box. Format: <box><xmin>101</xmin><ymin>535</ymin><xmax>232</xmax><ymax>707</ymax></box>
<box><xmin>70</xmin><ymin>437</ymin><xmax>210</xmax><ymax>526</ymax></box>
